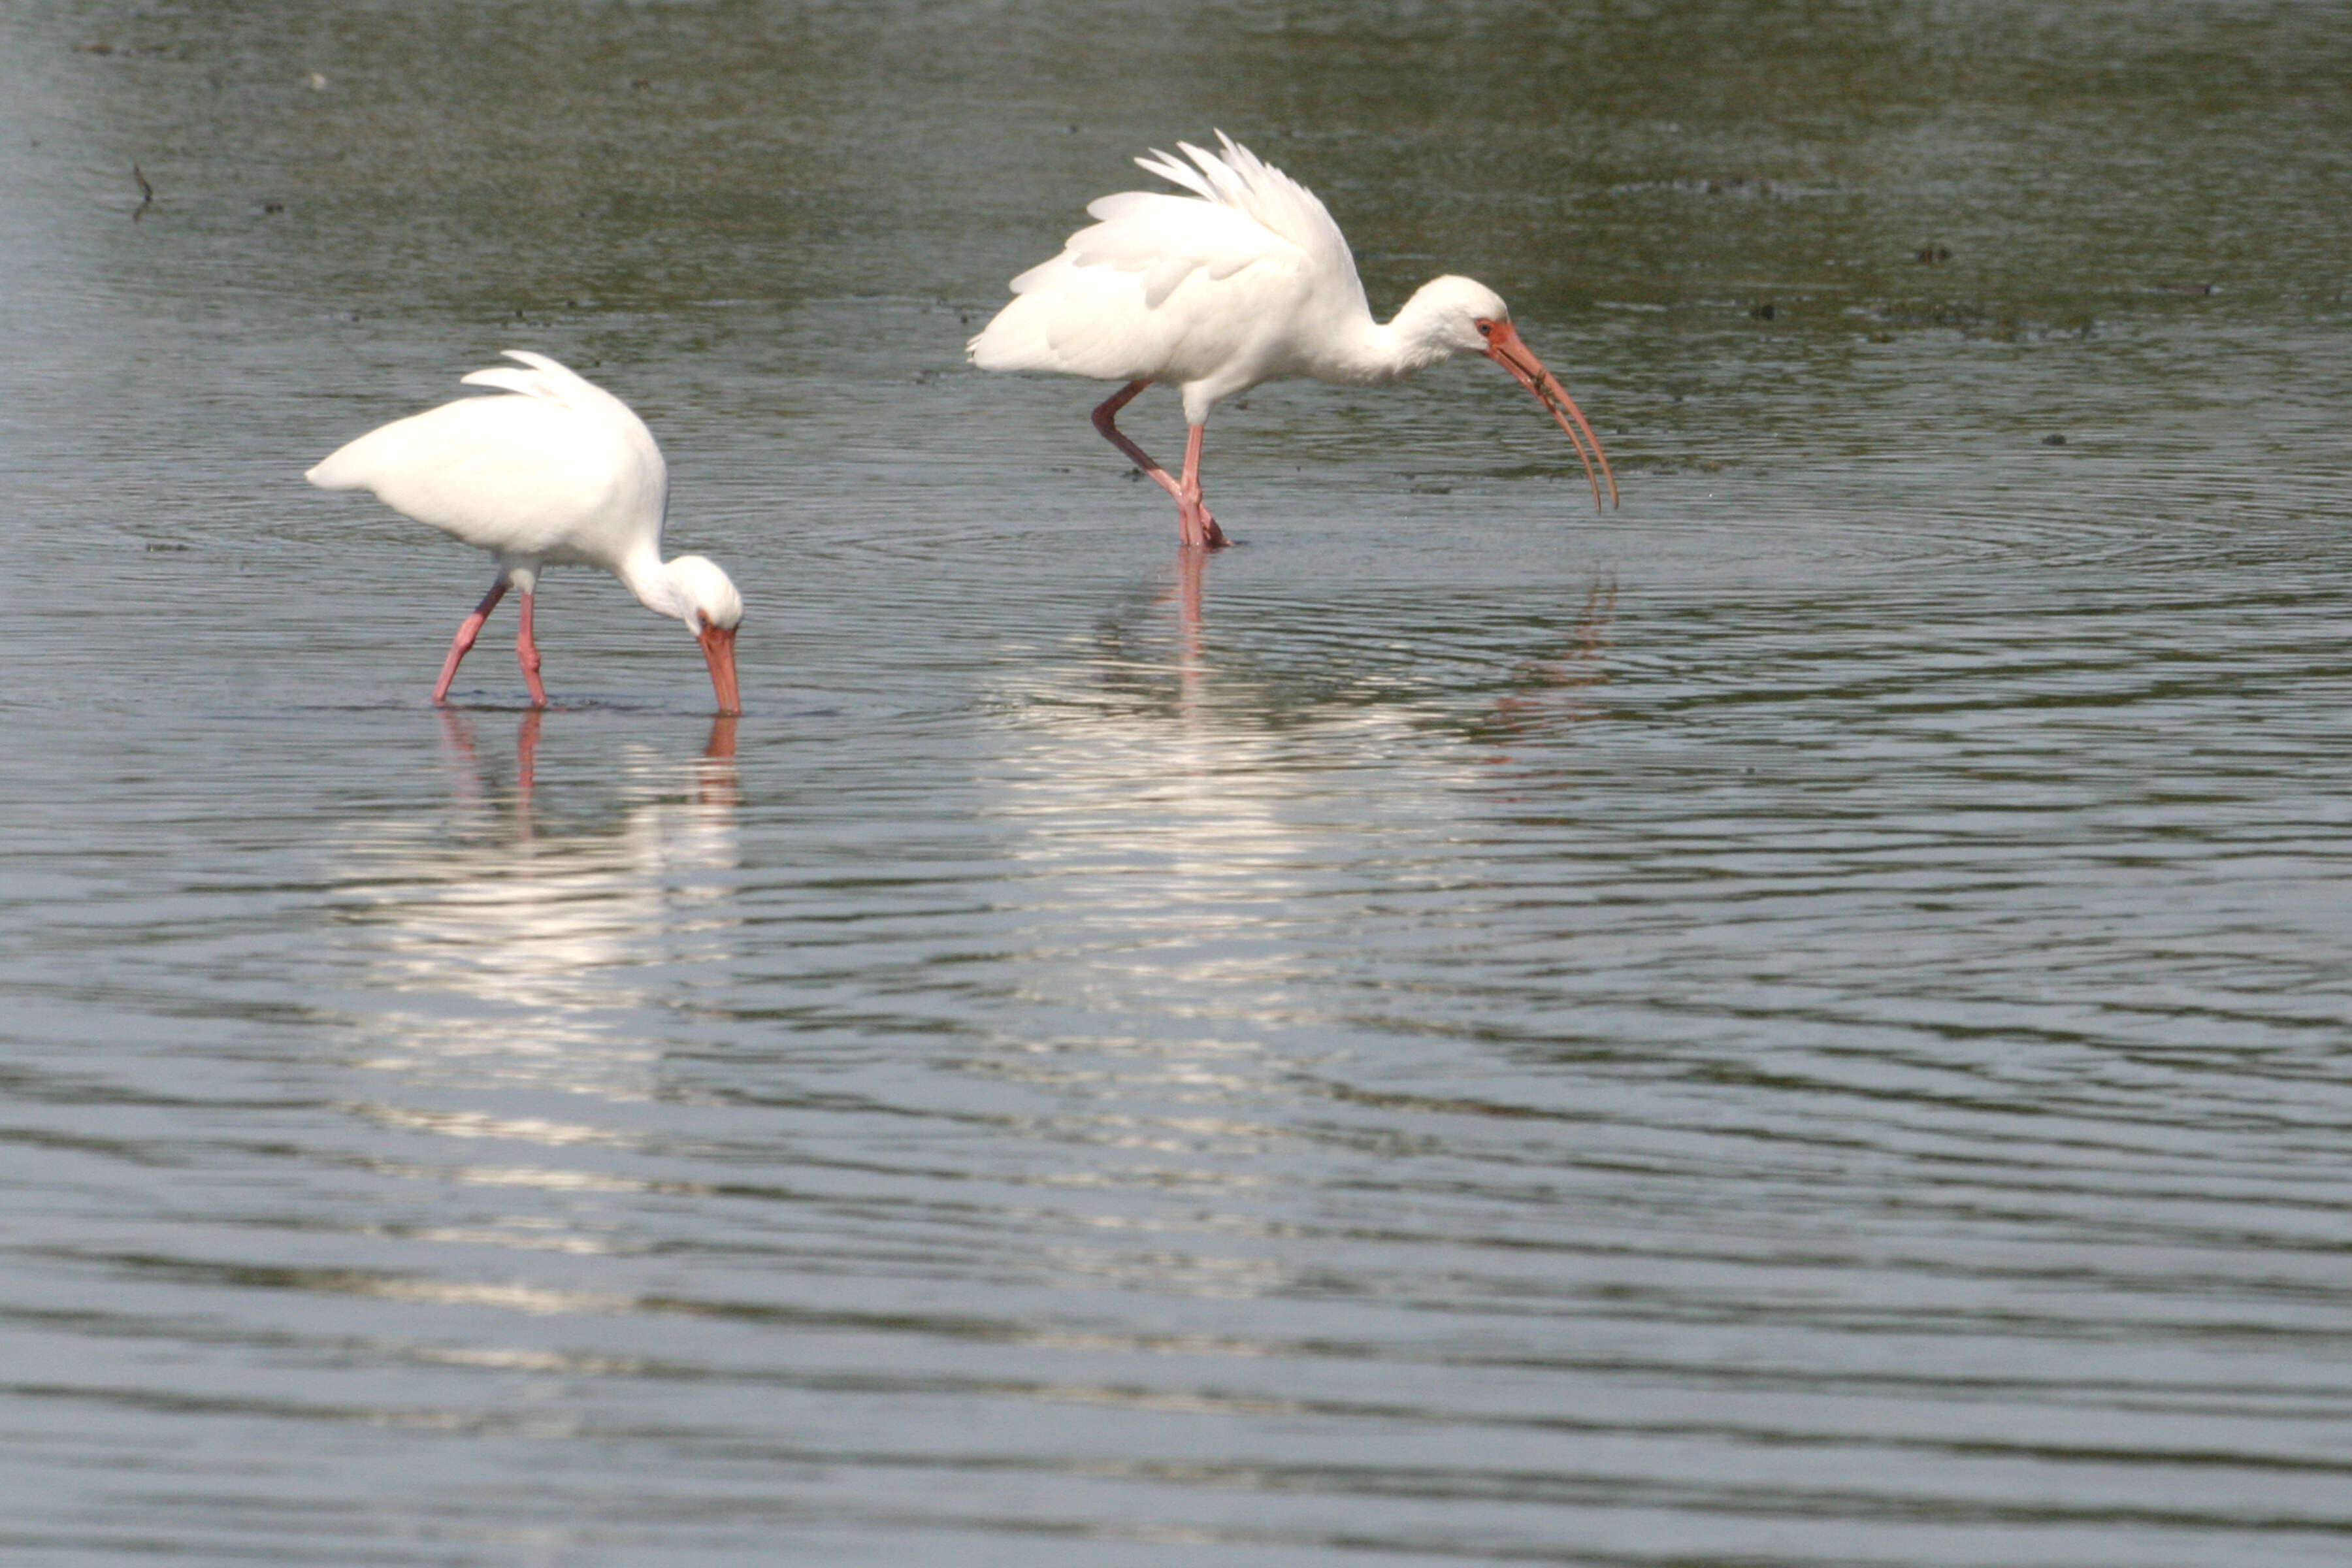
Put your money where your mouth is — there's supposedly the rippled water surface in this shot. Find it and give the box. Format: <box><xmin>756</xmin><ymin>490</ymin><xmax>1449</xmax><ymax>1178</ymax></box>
<box><xmin>5</xmin><ymin>3</ymin><xmax>2351</xmax><ymax>1563</ymax></box>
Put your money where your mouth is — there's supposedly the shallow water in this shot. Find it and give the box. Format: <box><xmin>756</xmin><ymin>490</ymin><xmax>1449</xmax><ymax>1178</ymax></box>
<box><xmin>4</xmin><ymin>2</ymin><xmax>2351</xmax><ymax>1564</ymax></box>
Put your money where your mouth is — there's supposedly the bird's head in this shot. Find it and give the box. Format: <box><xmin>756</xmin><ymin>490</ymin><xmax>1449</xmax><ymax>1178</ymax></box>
<box><xmin>1406</xmin><ymin>274</ymin><xmax>1620</xmax><ymax>514</ymax></box>
<box><xmin>667</xmin><ymin>555</ymin><xmax>743</xmax><ymax>632</ymax></box>
<box><xmin>1410</xmin><ymin>275</ymin><xmax>1516</xmax><ymax>355</ymax></box>
<box><xmin>665</xmin><ymin>555</ymin><xmax>743</xmax><ymax>717</ymax></box>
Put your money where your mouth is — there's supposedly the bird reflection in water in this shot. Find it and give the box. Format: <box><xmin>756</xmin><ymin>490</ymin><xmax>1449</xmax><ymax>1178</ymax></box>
<box><xmin>978</xmin><ymin>549</ymin><xmax>1527</xmax><ymax>1305</ymax></box>
<box><xmin>436</xmin><ymin>709</ymin><xmax>742</xmax><ymax>834</ymax></box>
<box><xmin>995</xmin><ymin>540</ymin><xmax>1448</xmax><ymax>1007</ymax></box>
<box><xmin>976</xmin><ymin>550</ymin><xmax>1631</xmax><ymax>1299</ymax></box>
<box><xmin>329</xmin><ymin>710</ymin><xmax>744</xmax><ymax>1099</ymax></box>
<box><xmin>1000</xmin><ymin>541</ymin><xmax>1322</xmax><ymax>961</ymax></box>
<box><xmin>1478</xmin><ymin>572</ymin><xmax>1617</xmax><ymax>762</ymax></box>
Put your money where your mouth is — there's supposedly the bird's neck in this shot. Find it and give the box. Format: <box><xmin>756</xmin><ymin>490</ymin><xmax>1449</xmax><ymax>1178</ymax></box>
<box><xmin>615</xmin><ymin>548</ymin><xmax>690</xmax><ymax>625</ymax></box>
<box><xmin>1329</xmin><ymin>284</ymin><xmax>1469</xmax><ymax>387</ymax></box>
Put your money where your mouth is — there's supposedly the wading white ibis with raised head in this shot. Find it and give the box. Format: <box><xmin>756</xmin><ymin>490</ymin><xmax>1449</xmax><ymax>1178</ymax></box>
<box><xmin>307</xmin><ymin>350</ymin><xmax>743</xmax><ymax>714</ymax></box>
<box><xmin>968</xmin><ymin>133</ymin><xmax>1616</xmax><ymax>549</ymax></box>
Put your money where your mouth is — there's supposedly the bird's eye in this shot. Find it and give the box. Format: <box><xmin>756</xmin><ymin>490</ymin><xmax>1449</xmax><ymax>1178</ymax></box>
<box><xmin>1476</xmin><ymin>321</ymin><xmax>1494</xmax><ymax>337</ymax></box>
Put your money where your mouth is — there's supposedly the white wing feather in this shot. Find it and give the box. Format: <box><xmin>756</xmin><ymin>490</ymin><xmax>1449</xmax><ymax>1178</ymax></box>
<box><xmin>969</xmin><ymin>133</ymin><xmax>1366</xmax><ymax>387</ymax></box>
<box><xmin>1055</xmin><ymin>192</ymin><xmax>1277</xmax><ymax>306</ymax></box>
<box><xmin>456</xmin><ymin>348</ymin><xmax>622</xmax><ymax>415</ymax></box>
<box><xmin>1132</xmin><ymin>133</ymin><xmax>1360</xmax><ymax>295</ymax></box>
<box><xmin>306</xmin><ymin>351</ymin><xmax>664</xmax><ymax>566</ymax></box>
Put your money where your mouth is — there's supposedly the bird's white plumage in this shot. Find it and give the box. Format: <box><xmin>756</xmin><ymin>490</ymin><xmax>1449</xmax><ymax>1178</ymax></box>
<box><xmin>967</xmin><ymin>133</ymin><xmax>1618</xmax><ymax>538</ymax></box>
<box><xmin>308</xmin><ymin>351</ymin><xmax>740</xmax><ymax>636</ymax></box>
<box><xmin>970</xmin><ymin>133</ymin><xmax>1385</xmax><ymax>419</ymax></box>
<box><xmin>1128</xmin><ymin>135</ymin><xmax>1360</xmax><ymax>296</ymax></box>
<box><xmin>306</xmin><ymin>351</ymin><xmax>743</xmax><ymax>713</ymax></box>
<box><xmin>307</xmin><ymin>350</ymin><xmax>667</xmax><ymax>580</ymax></box>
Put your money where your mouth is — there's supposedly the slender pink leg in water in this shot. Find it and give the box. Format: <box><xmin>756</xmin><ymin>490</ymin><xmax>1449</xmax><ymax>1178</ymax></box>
<box><xmin>1092</xmin><ymin>382</ymin><xmax>1181</xmax><ymax>498</ymax></box>
<box><xmin>515</xmin><ymin>592</ymin><xmax>548</xmax><ymax>708</ymax></box>
<box><xmin>1176</xmin><ymin>423</ymin><xmax>1226</xmax><ymax>549</ymax></box>
<box><xmin>1090</xmin><ymin>382</ymin><xmax>1228</xmax><ymax>549</ymax></box>
<box><xmin>433</xmin><ymin>580</ymin><xmax>510</xmax><ymax>705</ymax></box>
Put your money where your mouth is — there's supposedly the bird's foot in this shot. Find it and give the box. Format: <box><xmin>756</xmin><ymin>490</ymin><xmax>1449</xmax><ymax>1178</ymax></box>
<box><xmin>1178</xmin><ymin>498</ymin><xmax>1228</xmax><ymax>550</ymax></box>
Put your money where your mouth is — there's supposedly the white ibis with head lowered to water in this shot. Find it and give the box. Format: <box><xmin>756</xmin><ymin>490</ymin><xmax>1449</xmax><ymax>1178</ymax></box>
<box><xmin>307</xmin><ymin>350</ymin><xmax>743</xmax><ymax>714</ymax></box>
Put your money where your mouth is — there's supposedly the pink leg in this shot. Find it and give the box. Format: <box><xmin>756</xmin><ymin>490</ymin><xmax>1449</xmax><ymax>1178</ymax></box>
<box><xmin>1177</xmin><ymin>423</ymin><xmax>1227</xmax><ymax>549</ymax></box>
<box><xmin>1092</xmin><ymin>380</ymin><xmax>1183</xmax><ymax>495</ymax></box>
<box><xmin>515</xmin><ymin>591</ymin><xmax>548</xmax><ymax>709</ymax></box>
<box><xmin>433</xmin><ymin>580</ymin><xmax>510</xmax><ymax>706</ymax></box>
<box><xmin>1091</xmin><ymin>380</ymin><xmax>1198</xmax><ymax>532</ymax></box>
<box><xmin>1090</xmin><ymin>383</ymin><xmax>1229</xmax><ymax>549</ymax></box>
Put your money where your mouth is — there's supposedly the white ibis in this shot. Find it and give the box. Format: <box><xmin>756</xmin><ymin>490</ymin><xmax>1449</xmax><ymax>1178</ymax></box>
<box><xmin>307</xmin><ymin>351</ymin><xmax>743</xmax><ymax>714</ymax></box>
<box><xmin>968</xmin><ymin>133</ymin><xmax>1616</xmax><ymax>548</ymax></box>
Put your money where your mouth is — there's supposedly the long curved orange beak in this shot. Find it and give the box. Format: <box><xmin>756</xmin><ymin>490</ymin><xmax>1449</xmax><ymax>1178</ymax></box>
<box><xmin>697</xmin><ymin>621</ymin><xmax>742</xmax><ymax>716</ymax></box>
<box><xmin>1483</xmin><ymin>320</ymin><xmax>1618</xmax><ymax>513</ymax></box>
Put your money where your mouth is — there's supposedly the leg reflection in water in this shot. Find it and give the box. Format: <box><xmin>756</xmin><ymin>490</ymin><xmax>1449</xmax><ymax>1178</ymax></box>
<box><xmin>1171</xmin><ymin>544</ymin><xmax>1208</xmax><ymax>722</ymax></box>
<box><xmin>432</xmin><ymin>707</ymin><xmax>743</xmax><ymax>841</ymax></box>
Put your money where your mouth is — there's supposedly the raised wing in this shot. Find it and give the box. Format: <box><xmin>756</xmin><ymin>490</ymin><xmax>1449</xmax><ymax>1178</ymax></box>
<box><xmin>459</xmin><ymin>349</ymin><xmax>633</xmax><ymax>420</ymax></box>
<box><xmin>1132</xmin><ymin>133</ymin><xmax>1364</xmax><ymax>310</ymax></box>
<box><xmin>1045</xmin><ymin>190</ymin><xmax>1282</xmax><ymax>309</ymax></box>
<box><xmin>968</xmin><ymin>134</ymin><xmax>1360</xmax><ymax>384</ymax></box>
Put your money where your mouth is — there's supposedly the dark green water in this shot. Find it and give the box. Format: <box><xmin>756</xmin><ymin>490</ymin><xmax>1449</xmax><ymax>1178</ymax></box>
<box><xmin>3</xmin><ymin>3</ymin><xmax>2350</xmax><ymax>1563</ymax></box>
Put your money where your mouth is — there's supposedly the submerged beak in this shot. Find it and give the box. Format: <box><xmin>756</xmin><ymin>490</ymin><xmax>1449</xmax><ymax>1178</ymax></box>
<box><xmin>697</xmin><ymin>619</ymin><xmax>742</xmax><ymax>717</ymax></box>
<box><xmin>1482</xmin><ymin>320</ymin><xmax>1619</xmax><ymax>513</ymax></box>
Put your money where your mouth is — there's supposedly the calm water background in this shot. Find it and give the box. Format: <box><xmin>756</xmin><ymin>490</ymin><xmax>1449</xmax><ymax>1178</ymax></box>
<box><xmin>4</xmin><ymin>2</ymin><xmax>2351</xmax><ymax>1563</ymax></box>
